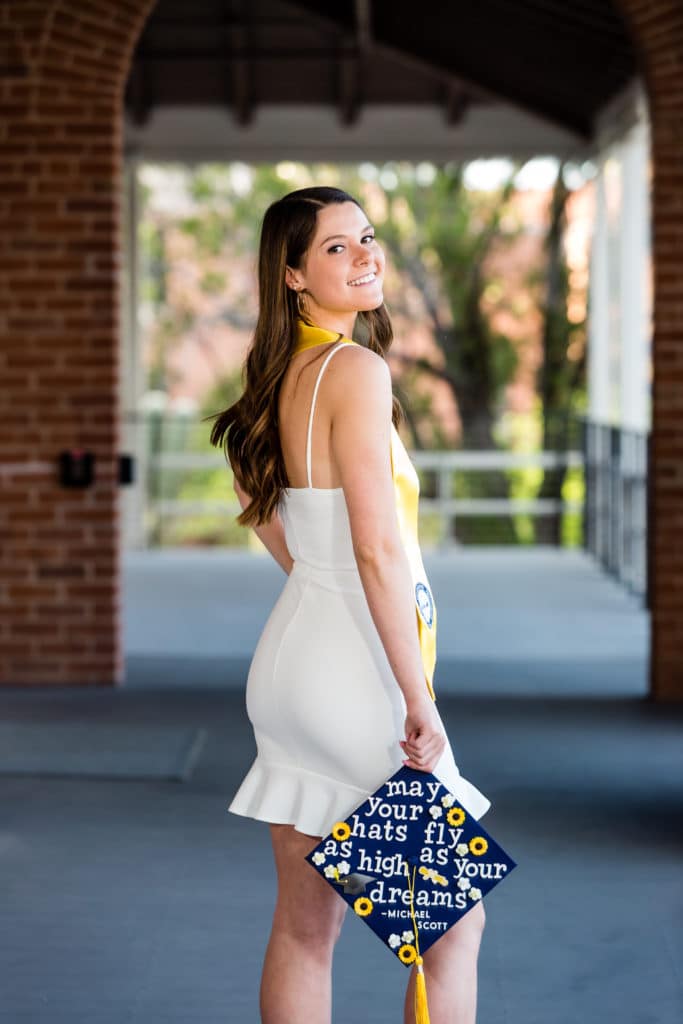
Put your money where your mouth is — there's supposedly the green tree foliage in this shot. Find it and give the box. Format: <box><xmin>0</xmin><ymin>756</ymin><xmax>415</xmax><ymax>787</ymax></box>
<box><xmin>370</xmin><ymin>163</ymin><xmax>520</xmax><ymax>452</ymax></box>
<box><xmin>360</xmin><ymin>162</ymin><xmax>523</xmax><ymax>542</ymax></box>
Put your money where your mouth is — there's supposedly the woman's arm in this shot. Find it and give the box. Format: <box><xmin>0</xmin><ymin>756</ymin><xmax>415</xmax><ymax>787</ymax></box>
<box><xmin>233</xmin><ymin>476</ymin><xmax>294</xmax><ymax>575</ymax></box>
<box><xmin>328</xmin><ymin>346</ymin><xmax>446</xmax><ymax>774</ymax></box>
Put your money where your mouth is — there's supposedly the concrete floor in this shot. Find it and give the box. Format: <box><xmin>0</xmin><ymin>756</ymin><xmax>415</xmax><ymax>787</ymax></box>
<box><xmin>123</xmin><ymin>547</ymin><xmax>650</xmax><ymax>698</ymax></box>
<box><xmin>1</xmin><ymin>548</ymin><xmax>681</xmax><ymax>1023</ymax></box>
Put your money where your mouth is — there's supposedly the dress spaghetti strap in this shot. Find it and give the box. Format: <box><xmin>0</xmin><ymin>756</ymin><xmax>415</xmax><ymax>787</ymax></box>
<box><xmin>305</xmin><ymin>342</ymin><xmax>347</xmax><ymax>488</ymax></box>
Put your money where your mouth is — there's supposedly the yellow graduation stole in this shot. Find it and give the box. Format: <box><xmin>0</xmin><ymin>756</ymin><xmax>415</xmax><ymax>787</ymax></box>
<box><xmin>389</xmin><ymin>420</ymin><xmax>437</xmax><ymax>702</ymax></box>
<box><xmin>293</xmin><ymin>319</ymin><xmax>437</xmax><ymax>701</ymax></box>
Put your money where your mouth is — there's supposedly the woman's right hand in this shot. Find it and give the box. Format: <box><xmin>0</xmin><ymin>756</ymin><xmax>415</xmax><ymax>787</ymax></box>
<box><xmin>400</xmin><ymin>695</ymin><xmax>446</xmax><ymax>773</ymax></box>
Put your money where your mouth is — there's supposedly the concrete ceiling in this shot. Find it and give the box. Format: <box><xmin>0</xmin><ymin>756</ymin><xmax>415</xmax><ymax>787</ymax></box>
<box><xmin>124</xmin><ymin>0</ymin><xmax>638</xmax><ymax>161</ymax></box>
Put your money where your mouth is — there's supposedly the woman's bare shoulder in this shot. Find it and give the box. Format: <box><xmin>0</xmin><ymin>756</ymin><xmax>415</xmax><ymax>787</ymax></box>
<box><xmin>328</xmin><ymin>342</ymin><xmax>391</xmax><ymax>404</ymax></box>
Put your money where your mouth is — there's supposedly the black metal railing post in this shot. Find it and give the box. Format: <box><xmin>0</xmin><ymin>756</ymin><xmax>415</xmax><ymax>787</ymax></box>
<box><xmin>579</xmin><ymin>416</ymin><xmax>649</xmax><ymax>602</ymax></box>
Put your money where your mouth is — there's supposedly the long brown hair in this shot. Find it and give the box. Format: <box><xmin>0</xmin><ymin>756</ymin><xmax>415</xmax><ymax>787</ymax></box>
<box><xmin>205</xmin><ymin>185</ymin><xmax>403</xmax><ymax>527</ymax></box>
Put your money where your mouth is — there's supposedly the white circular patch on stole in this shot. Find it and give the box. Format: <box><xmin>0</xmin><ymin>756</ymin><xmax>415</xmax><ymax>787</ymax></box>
<box><xmin>415</xmin><ymin>582</ymin><xmax>434</xmax><ymax>628</ymax></box>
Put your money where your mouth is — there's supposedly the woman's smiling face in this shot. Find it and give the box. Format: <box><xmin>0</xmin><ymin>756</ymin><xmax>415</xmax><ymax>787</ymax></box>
<box><xmin>286</xmin><ymin>201</ymin><xmax>385</xmax><ymax>318</ymax></box>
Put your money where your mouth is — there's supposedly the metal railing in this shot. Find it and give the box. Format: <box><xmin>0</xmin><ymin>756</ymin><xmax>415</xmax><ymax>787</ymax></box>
<box><xmin>150</xmin><ymin>450</ymin><xmax>584</xmax><ymax>520</ymax></box>
<box><xmin>121</xmin><ymin>411</ymin><xmax>585</xmax><ymax>550</ymax></box>
<box><xmin>379</xmin><ymin>447</ymin><xmax>583</xmax><ymax>547</ymax></box>
<box><xmin>581</xmin><ymin>417</ymin><xmax>649</xmax><ymax>603</ymax></box>
<box><xmin>122</xmin><ymin>413</ymin><xmax>651</xmax><ymax>596</ymax></box>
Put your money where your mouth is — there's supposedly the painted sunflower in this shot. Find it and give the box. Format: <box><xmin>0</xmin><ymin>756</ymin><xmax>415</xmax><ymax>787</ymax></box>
<box><xmin>353</xmin><ymin>897</ymin><xmax>373</xmax><ymax>917</ymax></box>
<box><xmin>446</xmin><ymin>806</ymin><xmax>466</xmax><ymax>827</ymax></box>
<box><xmin>468</xmin><ymin>836</ymin><xmax>488</xmax><ymax>856</ymax></box>
<box><xmin>398</xmin><ymin>943</ymin><xmax>417</xmax><ymax>965</ymax></box>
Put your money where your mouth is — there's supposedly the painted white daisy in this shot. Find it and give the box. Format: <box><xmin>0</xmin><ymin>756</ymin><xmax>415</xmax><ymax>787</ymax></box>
<box><xmin>402</xmin><ymin>930</ymin><xmax>415</xmax><ymax>944</ymax></box>
<box><xmin>457</xmin><ymin>877</ymin><xmax>471</xmax><ymax>890</ymax></box>
<box><xmin>388</xmin><ymin>934</ymin><xmax>402</xmax><ymax>949</ymax></box>
<box><xmin>312</xmin><ymin>852</ymin><xmax>326</xmax><ymax>866</ymax></box>
<box><xmin>456</xmin><ymin>843</ymin><xmax>469</xmax><ymax>856</ymax></box>
<box><xmin>324</xmin><ymin>865</ymin><xmax>337</xmax><ymax>879</ymax></box>
<box><xmin>337</xmin><ymin>861</ymin><xmax>351</xmax><ymax>876</ymax></box>
<box><xmin>429</xmin><ymin>805</ymin><xmax>443</xmax><ymax>819</ymax></box>
<box><xmin>469</xmin><ymin>886</ymin><xmax>483</xmax><ymax>900</ymax></box>
<box><xmin>441</xmin><ymin>793</ymin><xmax>455</xmax><ymax>808</ymax></box>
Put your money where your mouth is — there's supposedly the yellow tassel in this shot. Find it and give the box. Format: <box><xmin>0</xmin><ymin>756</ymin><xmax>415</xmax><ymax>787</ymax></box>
<box><xmin>405</xmin><ymin>862</ymin><xmax>431</xmax><ymax>1023</ymax></box>
<box><xmin>414</xmin><ymin>956</ymin><xmax>431</xmax><ymax>1024</ymax></box>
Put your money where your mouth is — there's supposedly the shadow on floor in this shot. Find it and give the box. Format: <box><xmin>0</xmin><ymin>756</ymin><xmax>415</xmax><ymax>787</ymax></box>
<box><xmin>0</xmin><ymin>682</ymin><xmax>681</xmax><ymax>1023</ymax></box>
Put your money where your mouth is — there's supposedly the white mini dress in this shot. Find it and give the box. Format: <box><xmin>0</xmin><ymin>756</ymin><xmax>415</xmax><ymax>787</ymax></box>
<box><xmin>228</xmin><ymin>338</ymin><xmax>491</xmax><ymax>837</ymax></box>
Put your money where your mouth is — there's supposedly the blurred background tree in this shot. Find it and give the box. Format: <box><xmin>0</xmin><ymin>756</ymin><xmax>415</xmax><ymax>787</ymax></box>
<box><xmin>135</xmin><ymin>159</ymin><xmax>588</xmax><ymax>548</ymax></box>
<box><xmin>532</xmin><ymin>163</ymin><xmax>587</xmax><ymax>544</ymax></box>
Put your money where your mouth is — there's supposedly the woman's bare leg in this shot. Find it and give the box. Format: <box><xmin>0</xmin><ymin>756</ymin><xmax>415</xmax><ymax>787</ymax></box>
<box><xmin>403</xmin><ymin>901</ymin><xmax>486</xmax><ymax>1024</ymax></box>
<box><xmin>260</xmin><ymin>824</ymin><xmax>347</xmax><ymax>1024</ymax></box>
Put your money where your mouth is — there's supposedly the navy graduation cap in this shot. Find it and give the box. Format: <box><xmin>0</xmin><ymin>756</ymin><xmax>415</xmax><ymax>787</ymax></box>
<box><xmin>306</xmin><ymin>767</ymin><xmax>517</xmax><ymax>1022</ymax></box>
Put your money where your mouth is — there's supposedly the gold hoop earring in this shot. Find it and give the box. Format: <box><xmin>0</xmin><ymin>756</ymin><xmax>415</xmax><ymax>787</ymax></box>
<box><xmin>296</xmin><ymin>290</ymin><xmax>305</xmax><ymax>317</ymax></box>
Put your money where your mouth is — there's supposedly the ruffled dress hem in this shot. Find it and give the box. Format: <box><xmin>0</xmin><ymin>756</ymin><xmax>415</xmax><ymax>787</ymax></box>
<box><xmin>228</xmin><ymin>758</ymin><xmax>373</xmax><ymax>837</ymax></box>
<box><xmin>228</xmin><ymin>757</ymin><xmax>491</xmax><ymax>838</ymax></box>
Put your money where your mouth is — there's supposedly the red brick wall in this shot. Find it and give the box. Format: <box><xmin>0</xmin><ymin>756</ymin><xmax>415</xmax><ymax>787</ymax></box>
<box><xmin>618</xmin><ymin>0</ymin><xmax>683</xmax><ymax>701</ymax></box>
<box><xmin>0</xmin><ymin>1</ymin><xmax>153</xmax><ymax>685</ymax></box>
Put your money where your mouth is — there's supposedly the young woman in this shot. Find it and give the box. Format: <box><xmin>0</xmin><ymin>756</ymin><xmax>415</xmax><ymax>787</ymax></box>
<box><xmin>209</xmin><ymin>186</ymin><xmax>491</xmax><ymax>1024</ymax></box>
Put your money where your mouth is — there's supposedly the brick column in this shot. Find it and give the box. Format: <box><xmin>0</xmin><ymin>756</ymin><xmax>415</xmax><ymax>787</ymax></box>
<box><xmin>618</xmin><ymin>0</ymin><xmax>683</xmax><ymax>700</ymax></box>
<box><xmin>0</xmin><ymin>1</ymin><xmax>153</xmax><ymax>685</ymax></box>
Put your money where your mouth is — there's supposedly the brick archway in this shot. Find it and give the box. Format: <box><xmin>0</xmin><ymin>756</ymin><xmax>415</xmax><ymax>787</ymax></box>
<box><xmin>1</xmin><ymin>1</ymin><xmax>682</xmax><ymax>699</ymax></box>
<box><xmin>1</xmin><ymin>1</ymin><xmax>155</xmax><ymax>685</ymax></box>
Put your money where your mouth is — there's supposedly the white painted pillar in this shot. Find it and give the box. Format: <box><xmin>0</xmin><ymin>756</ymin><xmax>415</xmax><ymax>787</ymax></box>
<box><xmin>119</xmin><ymin>157</ymin><xmax>148</xmax><ymax>549</ymax></box>
<box><xmin>618</xmin><ymin>119</ymin><xmax>652</xmax><ymax>432</ymax></box>
<box><xmin>588</xmin><ymin>158</ymin><xmax>611</xmax><ymax>424</ymax></box>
